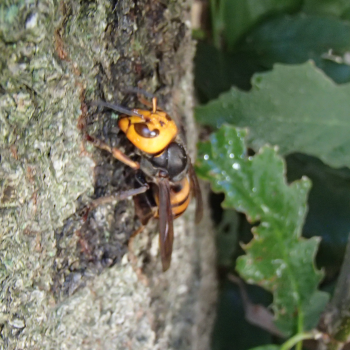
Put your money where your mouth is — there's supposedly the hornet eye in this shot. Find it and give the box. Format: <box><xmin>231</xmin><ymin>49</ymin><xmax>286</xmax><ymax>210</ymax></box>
<box><xmin>134</xmin><ymin>123</ymin><xmax>159</xmax><ymax>138</ymax></box>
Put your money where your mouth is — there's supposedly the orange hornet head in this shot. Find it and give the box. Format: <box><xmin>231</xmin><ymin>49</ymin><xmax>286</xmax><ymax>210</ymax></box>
<box><xmin>118</xmin><ymin>109</ymin><xmax>178</xmax><ymax>154</ymax></box>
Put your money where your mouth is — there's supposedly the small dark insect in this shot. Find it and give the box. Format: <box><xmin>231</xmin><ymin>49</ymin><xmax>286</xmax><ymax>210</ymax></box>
<box><xmin>86</xmin><ymin>90</ymin><xmax>203</xmax><ymax>271</ymax></box>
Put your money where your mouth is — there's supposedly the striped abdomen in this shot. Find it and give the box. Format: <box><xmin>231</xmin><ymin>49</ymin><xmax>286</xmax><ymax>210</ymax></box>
<box><xmin>154</xmin><ymin>176</ymin><xmax>191</xmax><ymax>219</ymax></box>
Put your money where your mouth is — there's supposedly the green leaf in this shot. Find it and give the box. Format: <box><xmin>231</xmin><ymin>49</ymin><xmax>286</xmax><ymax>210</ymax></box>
<box><xmin>196</xmin><ymin>125</ymin><xmax>329</xmax><ymax>335</ymax></box>
<box><xmin>196</xmin><ymin>62</ymin><xmax>350</xmax><ymax>169</ymax></box>
<box><xmin>302</xmin><ymin>0</ymin><xmax>350</xmax><ymax>19</ymax></box>
<box><xmin>195</xmin><ymin>15</ymin><xmax>350</xmax><ymax>103</ymax></box>
<box><xmin>287</xmin><ymin>154</ymin><xmax>350</xmax><ymax>279</ymax></box>
<box><xmin>194</xmin><ymin>42</ymin><xmax>264</xmax><ymax>102</ymax></box>
<box><xmin>237</xmin><ymin>15</ymin><xmax>350</xmax><ymax>84</ymax></box>
<box><xmin>214</xmin><ymin>0</ymin><xmax>300</xmax><ymax>50</ymax></box>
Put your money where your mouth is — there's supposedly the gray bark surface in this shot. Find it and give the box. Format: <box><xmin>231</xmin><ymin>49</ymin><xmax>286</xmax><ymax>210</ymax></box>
<box><xmin>0</xmin><ymin>0</ymin><xmax>217</xmax><ymax>349</ymax></box>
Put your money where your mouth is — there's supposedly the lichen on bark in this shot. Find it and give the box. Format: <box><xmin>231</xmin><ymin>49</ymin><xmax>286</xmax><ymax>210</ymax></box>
<box><xmin>0</xmin><ymin>0</ymin><xmax>216</xmax><ymax>349</ymax></box>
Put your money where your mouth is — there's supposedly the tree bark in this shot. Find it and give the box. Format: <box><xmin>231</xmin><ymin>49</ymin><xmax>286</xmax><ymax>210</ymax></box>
<box><xmin>0</xmin><ymin>0</ymin><xmax>217</xmax><ymax>349</ymax></box>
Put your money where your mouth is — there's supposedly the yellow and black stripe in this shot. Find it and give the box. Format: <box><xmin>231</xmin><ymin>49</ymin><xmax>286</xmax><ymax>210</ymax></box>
<box><xmin>171</xmin><ymin>176</ymin><xmax>191</xmax><ymax>218</ymax></box>
<box><xmin>154</xmin><ymin>176</ymin><xmax>191</xmax><ymax>219</ymax></box>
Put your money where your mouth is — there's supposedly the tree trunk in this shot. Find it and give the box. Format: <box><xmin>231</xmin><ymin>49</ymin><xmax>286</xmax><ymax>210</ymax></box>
<box><xmin>0</xmin><ymin>0</ymin><xmax>217</xmax><ymax>349</ymax></box>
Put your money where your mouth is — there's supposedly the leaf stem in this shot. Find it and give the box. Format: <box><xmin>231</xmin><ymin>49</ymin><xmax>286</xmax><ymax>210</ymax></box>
<box><xmin>280</xmin><ymin>331</ymin><xmax>321</xmax><ymax>350</ymax></box>
<box><xmin>296</xmin><ymin>306</ymin><xmax>304</xmax><ymax>350</ymax></box>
